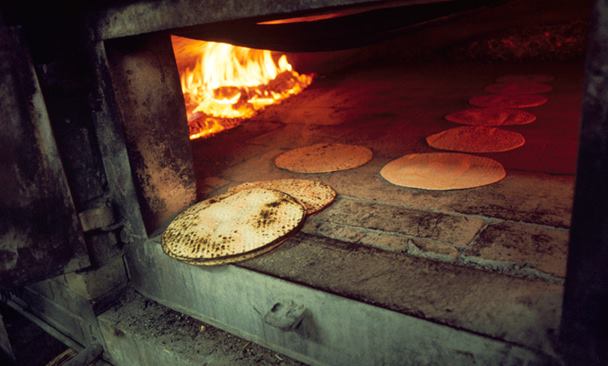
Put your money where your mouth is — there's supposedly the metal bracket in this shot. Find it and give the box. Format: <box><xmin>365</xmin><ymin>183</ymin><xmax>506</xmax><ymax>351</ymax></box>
<box><xmin>262</xmin><ymin>301</ymin><xmax>307</xmax><ymax>331</ymax></box>
<box><xmin>78</xmin><ymin>204</ymin><xmax>120</xmax><ymax>233</ymax></box>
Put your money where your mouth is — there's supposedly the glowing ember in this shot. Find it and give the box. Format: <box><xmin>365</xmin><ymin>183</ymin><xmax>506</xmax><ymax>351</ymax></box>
<box><xmin>171</xmin><ymin>35</ymin><xmax>313</xmax><ymax>139</ymax></box>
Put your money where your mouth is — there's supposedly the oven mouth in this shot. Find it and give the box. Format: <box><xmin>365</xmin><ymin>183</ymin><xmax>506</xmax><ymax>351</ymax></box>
<box><xmin>100</xmin><ymin>1</ymin><xmax>584</xmax><ymax>348</ymax></box>
<box><xmin>175</xmin><ymin>31</ymin><xmax>579</xmax><ymax>283</ymax></box>
<box><xmin>104</xmin><ymin>0</ymin><xmax>584</xmax><ymax>265</ymax></box>
<box><xmin>2</xmin><ymin>0</ymin><xmax>603</xmax><ymax>364</ymax></box>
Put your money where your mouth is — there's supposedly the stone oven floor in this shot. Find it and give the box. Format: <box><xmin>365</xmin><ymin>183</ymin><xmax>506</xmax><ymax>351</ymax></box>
<box><xmin>192</xmin><ymin>60</ymin><xmax>580</xmax><ymax>283</ymax></box>
<box><xmin>133</xmin><ymin>61</ymin><xmax>583</xmax><ymax>364</ymax></box>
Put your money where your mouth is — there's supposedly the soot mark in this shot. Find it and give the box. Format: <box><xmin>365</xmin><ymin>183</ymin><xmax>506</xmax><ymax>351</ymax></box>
<box><xmin>254</xmin><ymin>208</ymin><xmax>278</xmax><ymax>229</ymax></box>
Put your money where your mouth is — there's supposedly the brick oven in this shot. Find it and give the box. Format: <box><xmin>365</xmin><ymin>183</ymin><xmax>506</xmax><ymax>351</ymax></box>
<box><xmin>1</xmin><ymin>0</ymin><xmax>607</xmax><ymax>365</ymax></box>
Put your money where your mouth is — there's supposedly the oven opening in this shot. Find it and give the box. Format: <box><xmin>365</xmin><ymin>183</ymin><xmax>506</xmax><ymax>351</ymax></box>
<box><xmin>104</xmin><ymin>0</ymin><xmax>587</xmax><ymax>276</ymax></box>
<box><xmin>102</xmin><ymin>0</ymin><xmax>588</xmax><ymax>360</ymax></box>
<box><xmin>163</xmin><ymin>15</ymin><xmax>581</xmax><ymax>280</ymax></box>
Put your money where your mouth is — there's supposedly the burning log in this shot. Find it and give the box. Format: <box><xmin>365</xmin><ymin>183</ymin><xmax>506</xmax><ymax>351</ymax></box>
<box><xmin>172</xmin><ymin>36</ymin><xmax>313</xmax><ymax>139</ymax></box>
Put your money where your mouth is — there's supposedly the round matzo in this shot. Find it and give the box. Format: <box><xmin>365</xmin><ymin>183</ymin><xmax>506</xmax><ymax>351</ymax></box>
<box><xmin>468</xmin><ymin>94</ymin><xmax>548</xmax><ymax>109</ymax></box>
<box><xmin>161</xmin><ymin>188</ymin><xmax>305</xmax><ymax>262</ymax></box>
<box><xmin>380</xmin><ymin>152</ymin><xmax>506</xmax><ymax>190</ymax></box>
<box><xmin>496</xmin><ymin>74</ymin><xmax>554</xmax><ymax>83</ymax></box>
<box><xmin>485</xmin><ymin>82</ymin><xmax>552</xmax><ymax>95</ymax></box>
<box><xmin>228</xmin><ymin>179</ymin><xmax>336</xmax><ymax>215</ymax></box>
<box><xmin>275</xmin><ymin>143</ymin><xmax>373</xmax><ymax>173</ymax></box>
<box><xmin>445</xmin><ymin>108</ymin><xmax>536</xmax><ymax>126</ymax></box>
<box><xmin>180</xmin><ymin>238</ymin><xmax>288</xmax><ymax>266</ymax></box>
<box><xmin>426</xmin><ymin>126</ymin><xmax>525</xmax><ymax>153</ymax></box>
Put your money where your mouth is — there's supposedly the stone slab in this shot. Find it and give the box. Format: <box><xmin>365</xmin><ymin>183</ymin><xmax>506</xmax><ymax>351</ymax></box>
<box><xmin>305</xmin><ymin>197</ymin><xmax>485</xmax><ymax>247</ymax></box>
<box><xmin>300</xmin><ymin>199</ymin><xmax>567</xmax><ymax>280</ymax></box>
<box><xmin>466</xmin><ymin>221</ymin><xmax>569</xmax><ymax>278</ymax></box>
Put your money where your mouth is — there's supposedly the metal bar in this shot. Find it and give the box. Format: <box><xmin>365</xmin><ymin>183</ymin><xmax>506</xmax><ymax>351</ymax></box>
<box><xmin>90</xmin><ymin>0</ymin><xmax>446</xmax><ymax>40</ymax></box>
<box><xmin>560</xmin><ymin>1</ymin><xmax>608</xmax><ymax>365</ymax></box>
<box><xmin>64</xmin><ymin>344</ymin><xmax>103</xmax><ymax>366</ymax></box>
<box><xmin>84</xmin><ymin>37</ymin><xmax>148</xmax><ymax>244</ymax></box>
<box><xmin>3</xmin><ymin>297</ymin><xmax>84</xmax><ymax>352</ymax></box>
<box><xmin>104</xmin><ymin>32</ymin><xmax>196</xmax><ymax>232</ymax></box>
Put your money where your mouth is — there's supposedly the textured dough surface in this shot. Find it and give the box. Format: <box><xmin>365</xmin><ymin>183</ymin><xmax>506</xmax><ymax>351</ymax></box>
<box><xmin>275</xmin><ymin>143</ymin><xmax>373</xmax><ymax>173</ymax></box>
<box><xmin>380</xmin><ymin>152</ymin><xmax>506</xmax><ymax>190</ymax></box>
<box><xmin>228</xmin><ymin>179</ymin><xmax>336</xmax><ymax>215</ymax></box>
<box><xmin>426</xmin><ymin>126</ymin><xmax>525</xmax><ymax>153</ymax></box>
<box><xmin>445</xmin><ymin>108</ymin><xmax>536</xmax><ymax>126</ymax></box>
<box><xmin>180</xmin><ymin>238</ymin><xmax>287</xmax><ymax>266</ymax></box>
<box><xmin>161</xmin><ymin>188</ymin><xmax>305</xmax><ymax>262</ymax></box>
<box><xmin>469</xmin><ymin>94</ymin><xmax>548</xmax><ymax>109</ymax></box>
<box><xmin>496</xmin><ymin>74</ymin><xmax>554</xmax><ymax>83</ymax></box>
<box><xmin>485</xmin><ymin>82</ymin><xmax>552</xmax><ymax>95</ymax></box>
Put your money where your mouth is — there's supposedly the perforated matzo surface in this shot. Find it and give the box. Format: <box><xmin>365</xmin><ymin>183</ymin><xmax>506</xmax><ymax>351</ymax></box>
<box><xmin>228</xmin><ymin>179</ymin><xmax>336</xmax><ymax>215</ymax></box>
<box><xmin>275</xmin><ymin>143</ymin><xmax>373</xmax><ymax>173</ymax></box>
<box><xmin>162</xmin><ymin>188</ymin><xmax>305</xmax><ymax>262</ymax></box>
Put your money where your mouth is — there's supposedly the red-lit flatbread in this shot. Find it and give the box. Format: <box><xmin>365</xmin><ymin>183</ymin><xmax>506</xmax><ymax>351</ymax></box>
<box><xmin>496</xmin><ymin>74</ymin><xmax>554</xmax><ymax>83</ymax></box>
<box><xmin>469</xmin><ymin>94</ymin><xmax>548</xmax><ymax>109</ymax></box>
<box><xmin>485</xmin><ymin>82</ymin><xmax>552</xmax><ymax>95</ymax></box>
<box><xmin>380</xmin><ymin>153</ymin><xmax>506</xmax><ymax>190</ymax></box>
<box><xmin>426</xmin><ymin>126</ymin><xmax>525</xmax><ymax>153</ymax></box>
<box><xmin>445</xmin><ymin>108</ymin><xmax>536</xmax><ymax>126</ymax></box>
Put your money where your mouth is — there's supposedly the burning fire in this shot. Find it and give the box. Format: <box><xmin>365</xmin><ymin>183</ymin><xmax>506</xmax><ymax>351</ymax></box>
<box><xmin>171</xmin><ymin>35</ymin><xmax>313</xmax><ymax>139</ymax></box>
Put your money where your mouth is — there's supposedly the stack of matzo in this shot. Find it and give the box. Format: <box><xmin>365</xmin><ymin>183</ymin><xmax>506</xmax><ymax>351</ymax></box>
<box><xmin>228</xmin><ymin>179</ymin><xmax>336</xmax><ymax>215</ymax></box>
<box><xmin>162</xmin><ymin>188</ymin><xmax>305</xmax><ymax>265</ymax></box>
<box><xmin>162</xmin><ymin>181</ymin><xmax>336</xmax><ymax>265</ymax></box>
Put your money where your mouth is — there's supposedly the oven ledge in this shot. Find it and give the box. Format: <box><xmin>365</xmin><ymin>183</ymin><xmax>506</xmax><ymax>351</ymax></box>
<box><xmin>121</xmin><ymin>234</ymin><xmax>562</xmax><ymax>365</ymax></box>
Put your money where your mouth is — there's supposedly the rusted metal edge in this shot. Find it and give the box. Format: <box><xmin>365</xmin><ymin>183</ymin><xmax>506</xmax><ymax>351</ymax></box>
<box><xmin>89</xmin><ymin>0</ymin><xmax>448</xmax><ymax>40</ymax></box>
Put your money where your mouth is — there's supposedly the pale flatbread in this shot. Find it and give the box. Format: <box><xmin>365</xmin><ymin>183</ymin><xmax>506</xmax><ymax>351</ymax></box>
<box><xmin>469</xmin><ymin>94</ymin><xmax>548</xmax><ymax>109</ymax></box>
<box><xmin>426</xmin><ymin>126</ymin><xmax>525</xmax><ymax>153</ymax></box>
<box><xmin>161</xmin><ymin>188</ymin><xmax>305</xmax><ymax>263</ymax></box>
<box><xmin>496</xmin><ymin>74</ymin><xmax>554</xmax><ymax>83</ymax></box>
<box><xmin>380</xmin><ymin>152</ymin><xmax>506</xmax><ymax>190</ymax></box>
<box><xmin>275</xmin><ymin>143</ymin><xmax>373</xmax><ymax>173</ymax></box>
<box><xmin>445</xmin><ymin>108</ymin><xmax>536</xmax><ymax>126</ymax></box>
<box><xmin>228</xmin><ymin>179</ymin><xmax>336</xmax><ymax>215</ymax></box>
<box><xmin>181</xmin><ymin>238</ymin><xmax>288</xmax><ymax>266</ymax></box>
<box><xmin>485</xmin><ymin>82</ymin><xmax>552</xmax><ymax>95</ymax></box>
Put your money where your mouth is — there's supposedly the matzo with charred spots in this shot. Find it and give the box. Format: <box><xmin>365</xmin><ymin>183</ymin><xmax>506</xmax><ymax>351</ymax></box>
<box><xmin>179</xmin><ymin>238</ymin><xmax>287</xmax><ymax>266</ymax></box>
<box><xmin>228</xmin><ymin>179</ymin><xmax>336</xmax><ymax>215</ymax></box>
<box><xmin>275</xmin><ymin>143</ymin><xmax>373</xmax><ymax>173</ymax></box>
<box><xmin>161</xmin><ymin>188</ymin><xmax>305</xmax><ymax>264</ymax></box>
<box><xmin>445</xmin><ymin>108</ymin><xmax>536</xmax><ymax>126</ymax></box>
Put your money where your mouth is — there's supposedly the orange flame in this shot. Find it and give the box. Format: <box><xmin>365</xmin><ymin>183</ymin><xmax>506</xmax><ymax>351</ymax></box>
<box><xmin>171</xmin><ymin>35</ymin><xmax>313</xmax><ymax>139</ymax></box>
